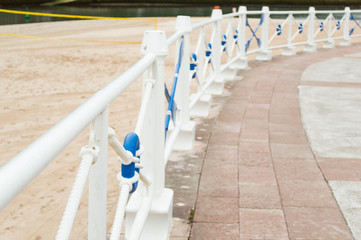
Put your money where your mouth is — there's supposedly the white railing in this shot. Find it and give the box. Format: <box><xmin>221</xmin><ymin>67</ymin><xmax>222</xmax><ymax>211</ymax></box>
<box><xmin>1</xmin><ymin>5</ymin><xmax>361</xmax><ymax>240</ymax></box>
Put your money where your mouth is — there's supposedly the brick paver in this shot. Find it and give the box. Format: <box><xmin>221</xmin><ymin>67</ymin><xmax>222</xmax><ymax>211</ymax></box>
<box><xmin>189</xmin><ymin>43</ymin><xmax>361</xmax><ymax>240</ymax></box>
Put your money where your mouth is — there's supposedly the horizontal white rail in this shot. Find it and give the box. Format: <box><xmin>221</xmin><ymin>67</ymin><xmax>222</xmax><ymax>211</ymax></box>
<box><xmin>1</xmin><ymin>5</ymin><xmax>361</xmax><ymax>240</ymax></box>
<box><xmin>0</xmin><ymin>52</ymin><xmax>156</xmax><ymax>210</ymax></box>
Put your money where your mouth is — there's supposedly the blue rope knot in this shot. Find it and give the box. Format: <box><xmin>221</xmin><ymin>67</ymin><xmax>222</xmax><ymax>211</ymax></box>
<box><xmin>336</xmin><ymin>21</ymin><xmax>341</xmax><ymax>30</ymax></box>
<box><xmin>298</xmin><ymin>23</ymin><xmax>303</xmax><ymax>34</ymax></box>
<box><xmin>320</xmin><ymin>22</ymin><xmax>324</xmax><ymax>31</ymax></box>
<box><xmin>190</xmin><ymin>53</ymin><xmax>197</xmax><ymax>79</ymax></box>
<box><xmin>234</xmin><ymin>29</ymin><xmax>238</xmax><ymax>45</ymax></box>
<box><xmin>276</xmin><ymin>24</ymin><xmax>282</xmax><ymax>36</ymax></box>
<box><xmin>206</xmin><ymin>43</ymin><xmax>212</xmax><ymax>63</ymax></box>
<box><xmin>222</xmin><ymin>34</ymin><xmax>227</xmax><ymax>52</ymax></box>
<box><xmin>122</xmin><ymin>132</ymin><xmax>140</xmax><ymax>194</ymax></box>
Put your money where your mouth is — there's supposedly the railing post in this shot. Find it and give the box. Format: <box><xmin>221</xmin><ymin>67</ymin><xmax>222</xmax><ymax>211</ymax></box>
<box><xmin>89</xmin><ymin>107</ymin><xmax>108</xmax><ymax>240</ymax></box>
<box><xmin>126</xmin><ymin>30</ymin><xmax>173</xmax><ymax>240</ymax></box>
<box><xmin>236</xmin><ymin>6</ymin><xmax>249</xmax><ymax>68</ymax></box>
<box><xmin>205</xmin><ymin>6</ymin><xmax>225</xmax><ymax>95</ymax></box>
<box><xmin>282</xmin><ymin>14</ymin><xmax>296</xmax><ymax>56</ymax></box>
<box><xmin>256</xmin><ymin>6</ymin><xmax>272</xmax><ymax>61</ymax></box>
<box><xmin>323</xmin><ymin>13</ymin><xmax>335</xmax><ymax>48</ymax></box>
<box><xmin>173</xmin><ymin>16</ymin><xmax>196</xmax><ymax>151</ymax></box>
<box><xmin>341</xmin><ymin>7</ymin><xmax>351</xmax><ymax>46</ymax></box>
<box><xmin>304</xmin><ymin>6</ymin><xmax>317</xmax><ymax>52</ymax></box>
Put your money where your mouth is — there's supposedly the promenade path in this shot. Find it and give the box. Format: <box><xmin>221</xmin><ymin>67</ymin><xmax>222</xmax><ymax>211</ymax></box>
<box><xmin>168</xmin><ymin>43</ymin><xmax>361</xmax><ymax>240</ymax></box>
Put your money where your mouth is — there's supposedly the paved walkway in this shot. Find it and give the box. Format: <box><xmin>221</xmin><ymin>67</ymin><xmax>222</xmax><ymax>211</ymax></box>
<box><xmin>170</xmin><ymin>43</ymin><xmax>361</xmax><ymax>240</ymax></box>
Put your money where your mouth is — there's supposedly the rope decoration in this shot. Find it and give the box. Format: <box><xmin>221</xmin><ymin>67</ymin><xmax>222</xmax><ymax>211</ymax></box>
<box><xmin>320</xmin><ymin>22</ymin><xmax>324</xmax><ymax>31</ymax></box>
<box><xmin>206</xmin><ymin>42</ymin><xmax>212</xmax><ymax>63</ymax></box>
<box><xmin>234</xmin><ymin>29</ymin><xmax>238</xmax><ymax>44</ymax></box>
<box><xmin>245</xmin><ymin>15</ymin><xmax>263</xmax><ymax>52</ymax></box>
<box><xmin>222</xmin><ymin>34</ymin><xmax>227</xmax><ymax>51</ymax></box>
<box><xmin>349</xmin><ymin>14</ymin><xmax>361</xmax><ymax>36</ymax></box>
<box><xmin>298</xmin><ymin>23</ymin><xmax>303</xmax><ymax>34</ymax></box>
<box><xmin>336</xmin><ymin>20</ymin><xmax>341</xmax><ymax>30</ymax></box>
<box><xmin>118</xmin><ymin>133</ymin><xmax>141</xmax><ymax>194</ymax></box>
<box><xmin>276</xmin><ymin>24</ymin><xmax>282</xmax><ymax>36</ymax></box>
<box><xmin>165</xmin><ymin>36</ymin><xmax>184</xmax><ymax>137</ymax></box>
<box><xmin>190</xmin><ymin>53</ymin><xmax>197</xmax><ymax>79</ymax></box>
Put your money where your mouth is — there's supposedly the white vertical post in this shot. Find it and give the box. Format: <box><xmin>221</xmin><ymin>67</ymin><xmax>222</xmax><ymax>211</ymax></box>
<box><xmin>256</xmin><ymin>6</ymin><xmax>272</xmax><ymax>61</ymax></box>
<box><xmin>304</xmin><ymin>6</ymin><xmax>317</xmax><ymax>52</ymax></box>
<box><xmin>341</xmin><ymin>7</ymin><xmax>351</xmax><ymax>46</ymax></box>
<box><xmin>88</xmin><ymin>108</ymin><xmax>108</xmax><ymax>240</ymax></box>
<box><xmin>282</xmin><ymin>14</ymin><xmax>296</xmax><ymax>56</ymax></box>
<box><xmin>205</xmin><ymin>7</ymin><xmax>225</xmax><ymax>95</ymax></box>
<box><xmin>173</xmin><ymin>16</ymin><xmax>195</xmax><ymax>151</ymax></box>
<box><xmin>232</xmin><ymin>5</ymin><xmax>248</xmax><ymax>69</ymax></box>
<box><xmin>126</xmin><ymin>30</ymin><xmax>173</xmax><ymax>240</ymax></box>
<box><xmin>323</xmin><ymin>14</ymin><xmax>335</xmax><ymax>48</ymax></box>
<box><xmin>190</xmin><ymin>27</ymin><xmax>212</xmax><ymax>118</ymax></box>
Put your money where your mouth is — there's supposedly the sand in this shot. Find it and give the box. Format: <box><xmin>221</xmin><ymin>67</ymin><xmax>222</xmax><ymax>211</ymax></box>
<box><xmin>0</xmin><ymin>15</ymin><xmax>350</xmax><ymax>239</ymax></box>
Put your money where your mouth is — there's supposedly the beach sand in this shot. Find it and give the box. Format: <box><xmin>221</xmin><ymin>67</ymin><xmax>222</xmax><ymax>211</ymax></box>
<box><xmin>0</xmin><ymin>16</ymin><xmax>348</xmax><ymax>239</ymax></box>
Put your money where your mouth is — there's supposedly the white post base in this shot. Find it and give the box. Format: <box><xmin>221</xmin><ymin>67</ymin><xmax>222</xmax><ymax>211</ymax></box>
<box><xmin>222</xmin><ymin>68</ymin><xmax>237</xmax><ymax>81</ymax></box>
<box><xmin>256</xmin><ymin>50</ymin><xmax>272</xmax><ymax>61</ymax></box>
<box><xmin>231</xmin><ymin>56</ymin><xmax>248</xmax><ymax>69</ymax></box>
<box><xmin>282</xmin><ymin>46</ymin><xmax>296</xmax><ymax>56</ymax></box>
<box><xmin>190</xmin><ymin>94</ymin><xmax>212</xmax><ymax>117</ymax></box>
<box><xmin>304</xmin><ymin>43</ymin><xmax>317</xmax><ymax>52</ymax></box>
<box><xmin>172</xmin><ymin>120</ymin><xmax>196</xmax><ymax>151</ymax></box>
<box><xmin>126</xmin><ymin>188</ymin><xmax>174</xmax><ymax>240</ymax></box>
<box><xmin>340</xmin><ymin>38</ymin><xmax>351</xmax><ymax>46</ymax></box>
<box><xmin>205</xmin><ymin>78</ymin><xmax>224</xmax><ymax>95</ymax></box>
<box><xmin>323</xmin><ymin>39</ymin><xmax>335</xmax><ymax>49</ymax></box>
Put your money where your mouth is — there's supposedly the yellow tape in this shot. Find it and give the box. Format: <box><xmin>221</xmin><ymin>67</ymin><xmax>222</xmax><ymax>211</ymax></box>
<box><xmin>0</xmin><ymin>8</ymin><xmax>157</xmax><ymax>29</ymax></box>
<box><xmin>0</xmin><ymin>32</ymin><xmax>141</xmax><ymax>44</ymax></box>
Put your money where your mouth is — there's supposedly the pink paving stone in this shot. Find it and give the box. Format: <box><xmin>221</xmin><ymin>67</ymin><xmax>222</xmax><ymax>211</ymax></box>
<box><xmin>284</xmin><ymin>207</ymin><xmax>354</xmax><ymax>240</ymax></box>
<box><xmin>239</xmin><ymin>183</ymin><xmax>281</xmax><ymax>209</ymax></box>
<box><xmin>269</xmin><ymin>104</ymin><xmax>300</xmax><ymax>115</ymax></box>
<box><xmin>239</xmin><ymin>140</ymin><xmax>270</xmax><ymax>153</ymax></box>
<box><xmin>238</xmin><ymin>166</ymin><xmax>277</xmax><ymax>185</ymax></box>
<box><xmin>273</xmin><ymin>83</ymin><xmax>299</xmax><ymax>94</ymax></box>
<box><xmin>217</xmin><ymin>111</ymin><xmax>243</xmax><ymax>123</ymax></box>
<box><xmin>277</xmin><ymin>179</ymin><xmax>338</xmax><ymax>208</ymax></box>
<box><xmin>317</xmin><ymin>157</ymin><xmax>361</xmax><ymax>181</ymax></box>
<box><xmin>198</xmin><ymin>171</ymin><xmax>238</xmax><ymax>198</ymax></box>
<box><xmin>249</xmin><ymin>96</ymin><xmax>273</xmax><ymax>104</ymax></box>
<box><xmin>269</xmin><ymin>113</ymin><xmax>303</xmax><ymax>125</ymax></box>
<box><xmin>269</xmin><ymin>123</ymin><xmax>305</xmax><ymax>134</ymax></box>
<box><xmin>254</xmin><ymin>82</ymin><xmax>276</xmax><ymax>92</ymax></box>
<box><xmin>190</xmin><ymin>223</ymin><xmax>239</xmax><ymax>240</ymax></box>
<box><xmin>270</xmin><ymin>143</ymin><xmax>314</xmax><ymax>159</ymax></box>
<box><xmin>250</xmin><ymin>90</ymin><xmax>274</xmax><ymax>98</ymax></box>
<box><xmin>240</xmin><ymin>128</ymin><xmax>269</xmax><ymax>142</ymax></box>
<box><xmin>199</xmin><ymin>151</ymin><xmax>238</xmax><ymax>197</ymax></box>
<box><xmin>243</xmin><ymin>108</ymin><xmax>269</xmax><ymax>119</ymax></box>
<box><xmin>209</xmin><ymin>131</ymin><xmax>240</xmax><ymax>146</ymax></box>
<box><xmin>238</xmin><ymin>152</ymin><xmax>273</xmax><ymax>167</ymax></box>
<box><xmin>221</xmin><ymin>102</ymin><xmax>248</xmax><ymax>114</ymax></box>
<box><xmin>273</xmin><ymin>158</ymin><xmax>325</xmax><ymax>182</ymax></box>
<box><xmin>269</xmin><ymin>132</ymin><xmax>309</xmax><ymax>144</ymax></box>
<box><xmin>242</xmin><ymin>118</ymin><xmax>269</xmax><ymax>130</ymax></box>
<box><xmin>274</xmin><ymin>80</ymin><xmax>300</xmax><ymax>89</ymax></box>
<box><xmin>239</xmin><ymin>209</ymin><xmax>289</xmax><ymax>240</ymax></box>
<box><xmin>194</xmin><ymin>196</ymin><xmax>239</xmax><ymax>223</ymax></box>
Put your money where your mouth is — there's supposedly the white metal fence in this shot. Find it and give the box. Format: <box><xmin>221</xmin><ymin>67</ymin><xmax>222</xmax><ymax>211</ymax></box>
<box><xmin>1</xmin><ymin>5</ymin><xmax>361</xmax><ymax>240</ymax></box>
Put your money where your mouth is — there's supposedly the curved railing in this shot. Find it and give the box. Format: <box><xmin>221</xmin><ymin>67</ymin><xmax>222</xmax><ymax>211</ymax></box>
<box><xmin>1</xmin><ymin>5</ymin><xmax>361</xmax><ymax>240</ymax></box>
